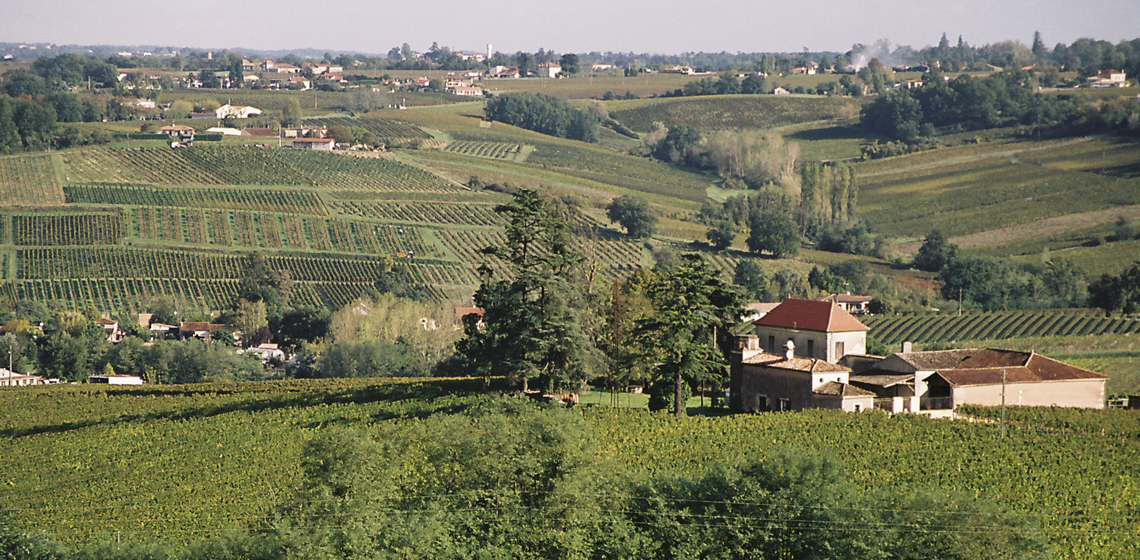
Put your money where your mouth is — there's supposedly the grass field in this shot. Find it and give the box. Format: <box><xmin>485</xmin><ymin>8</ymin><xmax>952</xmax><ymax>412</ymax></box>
<box><xmin>0</xmin><ymin>378</ymin><xmax>1136</xmax><ymax>559</ymax></box>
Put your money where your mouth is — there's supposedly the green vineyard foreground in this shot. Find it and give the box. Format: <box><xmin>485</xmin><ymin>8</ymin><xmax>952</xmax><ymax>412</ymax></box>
<box><xmin>0</xmin><ymin>379</ymin><xmax>1135</xmax><ymax>559</ymax></box>
<box><xmin>864</xmin><ymin>309</ymin><xmax>1140</xmax><ymax>345</ymax></box>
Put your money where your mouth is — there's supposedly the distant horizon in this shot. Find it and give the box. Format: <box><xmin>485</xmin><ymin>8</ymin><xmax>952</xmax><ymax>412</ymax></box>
<box><xmin>2</xmin><ymin>0</ymin><xmax>1138</xmax><ymax>57</ymax></box>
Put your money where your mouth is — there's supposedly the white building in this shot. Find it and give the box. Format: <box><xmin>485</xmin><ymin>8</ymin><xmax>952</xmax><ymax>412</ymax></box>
<box><xmin>215</xmin><ymin>104</ymin><xmax>263</xmax><ymax>119</ymax></box>
<box><xmin>0</xmin><ymin>369</ymin><xmax>45</xmax><ymax>387</ymax></box>
<box><xmin>88</xmin><ymin>375</ymin><xmax>144</xmax><ymax>385</ymax></box>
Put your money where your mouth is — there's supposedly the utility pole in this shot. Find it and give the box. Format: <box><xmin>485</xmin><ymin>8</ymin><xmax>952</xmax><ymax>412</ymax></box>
<box><xmin>1000</xmin><ymin>368</ymin><xmax>1007</xmax><ymax>439</ymax></box>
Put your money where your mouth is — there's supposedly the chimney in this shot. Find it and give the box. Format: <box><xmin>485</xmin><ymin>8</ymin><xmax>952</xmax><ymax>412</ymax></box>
<box><xmin>902</xmin><ymin>341</ymin><xmax>913</xmax><ymax>353</ymax></box>
<box><xmin>785</xmin><ymin>339</ymin><xmax>796</xmax><ymax>360</ymax></box>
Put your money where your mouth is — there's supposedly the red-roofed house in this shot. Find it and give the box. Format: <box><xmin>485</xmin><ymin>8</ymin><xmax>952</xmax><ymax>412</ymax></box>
<box><xmin>751</xmin><ymin>298</ymin><xmax>868</xmax><ymax>363</ymax></box>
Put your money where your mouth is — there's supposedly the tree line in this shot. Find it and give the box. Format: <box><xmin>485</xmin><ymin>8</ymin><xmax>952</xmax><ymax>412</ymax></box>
<box><xmin>860</xmin><ymin>69</ymin><xmax>1140</xmax><ymax>143</ymax></box>
<box><xmin>484</xmin><ymin>92</ymin><xmax>598</xmax><ymax>142</ymax></box>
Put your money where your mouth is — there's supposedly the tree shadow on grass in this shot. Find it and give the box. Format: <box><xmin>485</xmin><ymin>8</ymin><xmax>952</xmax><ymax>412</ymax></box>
<box><xmin>1</xmin><ymin>379</ymin><xmax>489</xmax><ymax>439</ymax></box>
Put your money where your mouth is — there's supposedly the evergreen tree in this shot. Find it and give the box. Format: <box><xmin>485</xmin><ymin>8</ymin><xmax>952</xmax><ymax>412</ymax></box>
<box><xmin>634</xmin><ymin>254</ymin><xmax>743</xmax><ymax>416</ymax></box>
<box><xmin>458</xmin><ymin>189</ymin><xmax>603</xmax><ymax>392</ymax></box>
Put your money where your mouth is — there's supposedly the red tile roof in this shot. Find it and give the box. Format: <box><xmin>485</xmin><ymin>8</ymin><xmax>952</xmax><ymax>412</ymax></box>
<box><xmin>753</xmin><ymin>298</ymin><xmax>869</xmax><ymax>332</ymax></box>
<box><xmin>935</xmin><ymin>351</ymin><xmax>1106</xmax><ymax>386</ymax></box>
<box><xmin>741</xmin><ymin>351</ymin><xmax>850</xmax><ymax>373</ymax></box>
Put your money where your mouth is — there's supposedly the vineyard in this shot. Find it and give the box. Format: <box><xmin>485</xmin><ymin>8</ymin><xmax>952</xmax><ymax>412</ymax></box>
<box><xmin>608</xmin><ymin>95</ymin><xmax>860</xmax><ymax>132</ymax></box>
<box><xmin>0</xmin><ymin>153</ymin><xmax>65</xmax><ymax>205</ymax></box>
<box><xmin>856</xmin><ymin>137</ymin><xmax>1140</xmax><ymax>242</ymax></box>
<box><xmin>64</xmin><ymin>184</ymin><xmax>329</xmax><ymax>215</ymax></box>
<box><xmin>9</xmin><ymin>212</ymin><xmax>125</xmax><ymax>246</ymax></box>
<box><xmin>304</xmin><ymin>116</ymin><xmax>432</xmax><ymax>141</ymax></box>
<box><xmin>16</xmin><ymin>247</ymin><xmax>460</xmax><ymax>283</ymax></box>
<box><xmin>333</xmin><ymin>200</ymin><xmax>504</xmax><ymax>226</ymax></box>
<box><xmin>864</xmin><ymin>309</ymin><xmax>1140</xmax><ymax>345</ymax></box>
<box><xmin>443</xmin><ymin>140</ymin><xmax>528</xmax><ymax>161</ymax></box>
<box><xmin>61</xmin><ymin>146</ymin><xmax>462</xmax><ymax>192</ymax></box>
<box><xmin>0</xmin><ymin>380</ymin><xmax>1136</xmax><ymax>559</ymax></box>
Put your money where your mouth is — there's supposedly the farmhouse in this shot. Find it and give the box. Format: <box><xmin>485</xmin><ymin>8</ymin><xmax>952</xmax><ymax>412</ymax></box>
<box><xmin>94</xmin><ymin>318</ymin><xmax>124</xmax><ymax>343</ymax></box>
<box><xmin>1090</xmin><ymin>70</ymin><xmax>1129</xmax><ymax>87</ymax></box>
<box><xmin>243</xmin><ymin>343</ymin><xmax>285</xmax><ymax>363</ymax></box>
<box><xmin>449</xmin><ymin>85</ymin><xmax>484</xmax><ymax>97</ymax></box>
<box><xmin>160</xmin><ymin>124</ymin><xmax>194</xmax><ymax>147</ymax></box>
<box><xmin>537</xmin><ymin>62</ymin><xmax>562</xmax><ymax>78</ymax></box>
<box><xmin>0</xmin><ymin>369</ymin><xmax>45</xmax><ymax>387</ymax></box>
<box><xmin>730</xmin><ymin>335</ymin><xmax>874</xmax><ymax>412</ymax></box>
<box><xmin>731</xmin><ymin>299</ymin><xmax>1107</xmax><ymax>414</ymax></box>
<box><xmin>751</xmin><ymin>298</ymin><xmax>868</xmax><ymax>362</ymax></box>
<box><xmin>489</xmin><ymin>66</ymin><xmax>520</xmax><ymax>79</ymax></box>
<box><xmin>282</xmin><ymin>125</ymin><xmax>328</xmax><ymax>139</ymax></box>
<box><xmin>160</xmin><ymin>124</ymin><xmax>194</xmax><ymax>140</ymax></box>
<box><xmin>179</xmin><ymin>321</ymin><xmax>228</xmax><ymax>340</ymax></box>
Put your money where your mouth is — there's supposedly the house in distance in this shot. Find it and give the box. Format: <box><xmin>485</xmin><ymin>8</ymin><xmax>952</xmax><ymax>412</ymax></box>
<box><xmin>730</xmin><ymin>298</ymin><xmax>1108</xmax><ymax>416</ymax></box>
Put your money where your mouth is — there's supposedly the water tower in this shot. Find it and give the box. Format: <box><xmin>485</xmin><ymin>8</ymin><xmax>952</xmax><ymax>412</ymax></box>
<box><xmin>486</xmin><ymin>43</ymin><xmax>492</xmax><ymax>60</ymax></box>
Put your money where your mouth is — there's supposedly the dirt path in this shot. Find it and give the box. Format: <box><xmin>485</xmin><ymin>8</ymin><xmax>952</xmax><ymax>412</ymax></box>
<box><xmin>892</xmin><ymin>204</ymin><xmax>1140</xmax><ymax>255</ymax></box>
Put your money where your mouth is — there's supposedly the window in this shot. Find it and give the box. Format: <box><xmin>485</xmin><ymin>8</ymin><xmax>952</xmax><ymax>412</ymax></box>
<box><xmin>768</xmin><ymin>335</ymin><xmax>775</xmax><ymax>352</ymax></box>
<box><xmin>853</xmin><ymin>403</ymin><xmax>862</xmax><ymax>412</ymax></box>
<box><xmin>835</xmin><ymin>341</ymin><xmax>845</xmax><ymax>359</ymax></box>
<box><xmin>778</xmin><ymin>398</ymin><xmax>790</xmax><ymax>411</ymax></box>
<box><xmin>806</xmin><ymin>339</ymin><xmax>814</xmax><ymax>357</ymax></box>
<box><xmin>756</xmin><ymin>395</ymin><xmax>769</xmax><ymax>412</ymax></box>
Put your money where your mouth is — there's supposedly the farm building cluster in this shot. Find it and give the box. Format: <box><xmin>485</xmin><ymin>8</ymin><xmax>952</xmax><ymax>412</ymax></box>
<box><xmin>729</xmin><ymin>298</ymin><xmax>1108</xmax><ymax>415</ymax></box>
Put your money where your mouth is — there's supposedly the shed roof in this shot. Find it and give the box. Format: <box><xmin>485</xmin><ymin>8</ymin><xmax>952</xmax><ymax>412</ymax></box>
<box><xmin>848</xmin><ymin>373</ymin><xmax>914</xmax><ymax>388</ymax></box>
<box><xmin>935</xmin><ymin>352</ymin><xmax>1106</xmax><ymax>386</ymax></box>
<box><xmin>892</xmin><ymin>349</ymin><xmax>978</xmax><ymax>370</ymax></box>
<box><xmin>753</xmin><ymin>298</ymin><xmax>869</xmax><ymax>332</ymax></box>
<box><xmin>742</xmin><ymin>351</ymin><xmax>850</xmax><ymax>373</ymax></box>
<box><xmin>813</xmin><ymin>381</ymin><xmax>875</xmax><ymax>397</ymax></box>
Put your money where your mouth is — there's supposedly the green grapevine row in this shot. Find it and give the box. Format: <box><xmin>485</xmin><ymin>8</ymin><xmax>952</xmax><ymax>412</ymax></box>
<box><xmin>10</xmin><ymin>212</ymin><xmax>125</xmax><ymax>246</ymax></box>
<box><xmin>64</xmin><ymin>184</ymin><xmax>328</xmax><ymax>215</ymax></box>
<box><xmin>443</xmin><ymin>140</ymin><xmax>523</xmax><ymax>160</ymax></box>
<box><xmin>332</xmin><ymin>200</ymin><xmax>504</xmax><ymax>226</ymax></box>
<box><xmin>864</xmin><ymin>310</ymin><xmax>1140</xmax><ymax>345</ymax></box>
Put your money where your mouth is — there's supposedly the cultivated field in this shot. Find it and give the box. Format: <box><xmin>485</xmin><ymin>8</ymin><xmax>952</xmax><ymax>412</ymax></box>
<box><xmin>0</xmin><ymin>379</ymin><xmax>1136</xmax><ymax>560</ymax></box>
<box><xmin>858</xmin><ymin>137</ymin><xmax>1140</xmax><ymax>256</ymax></box>
<box><xmin>607</xmin><ymin>95</ymin><xmax>861</xmax><ymax>132</ymax></box>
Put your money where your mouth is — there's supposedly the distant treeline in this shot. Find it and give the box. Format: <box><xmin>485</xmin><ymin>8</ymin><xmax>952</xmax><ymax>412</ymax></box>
<box><xmin>860</xmin><ymin>69</ymin><xmax>1140</xmax><ymax>142</ymax></box>
<box><xmin>0</xmin><ymin>54</ymin><xmax>158</xmax><ymax>153</ymax></box>
<box><xmin>11</xmin><ymin>33</ymin><xmax>1138</xmax><ymax>78</ymax></box>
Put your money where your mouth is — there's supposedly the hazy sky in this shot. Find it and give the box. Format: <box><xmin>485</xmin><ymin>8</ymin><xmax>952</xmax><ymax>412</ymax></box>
<box><xmin>1</xmin><ymin>0</ymin><xmax>1137</xmax><ymax>55</ymax></box>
